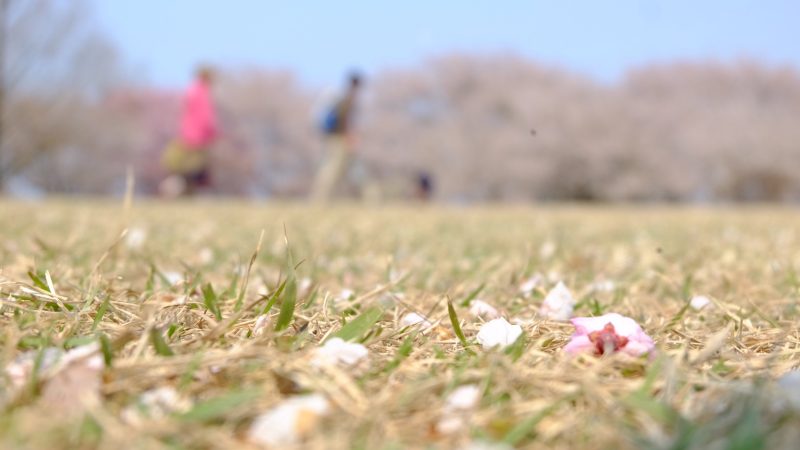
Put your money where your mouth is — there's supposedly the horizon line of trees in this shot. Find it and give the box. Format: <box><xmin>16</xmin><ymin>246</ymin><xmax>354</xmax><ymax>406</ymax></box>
<box><xmin>2</xmin><ymin>1</ymin><xmax>800</xmax><ymax>202</ymax></box>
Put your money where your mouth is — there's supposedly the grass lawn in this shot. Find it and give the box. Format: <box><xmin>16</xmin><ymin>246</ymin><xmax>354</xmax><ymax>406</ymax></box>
<box><xmin>1</xmin><ymin>199</ymin><xmax>799</xmax><ymax>449</ymax></box>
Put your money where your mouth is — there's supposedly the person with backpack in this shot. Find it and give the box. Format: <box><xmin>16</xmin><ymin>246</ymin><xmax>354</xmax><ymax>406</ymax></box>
<box><xmin>310</xmin><ymin>71</ymin><xmax>363</xmax><ymax>202</ymax></box>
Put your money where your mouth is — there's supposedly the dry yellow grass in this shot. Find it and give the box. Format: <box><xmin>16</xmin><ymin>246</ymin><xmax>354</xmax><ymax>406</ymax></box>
<box><xmin>1</xmin><ymin>199</ymin><xmax>799</xmax><ymax>449</ymax></box>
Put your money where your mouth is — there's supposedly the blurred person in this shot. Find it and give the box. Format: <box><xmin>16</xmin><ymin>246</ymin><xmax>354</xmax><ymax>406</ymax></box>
<box><xmin>160</xmin><ymin>66</ymin><xmax>218</xmax><ymax>197</ymax></box>
<box><xmin>415</xmin><ymin>171</ymin><xmax>434</xmax><ymax>201</ymax></box>
<box><xmin>311</xmin><ymin>71</ymin><xmax>364</xmax><ymax>202</ymax></box>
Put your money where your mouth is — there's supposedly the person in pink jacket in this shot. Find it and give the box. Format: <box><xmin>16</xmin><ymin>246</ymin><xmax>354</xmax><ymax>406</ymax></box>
<box><xmin>160</xmin><ymin>66</ymin><xmax>218</xmax><ymax>196</ymax></box>
<box><xmin>180</xmin><ymin>67</ymin><xmax>218</xmax><ymax>150</ymax></box>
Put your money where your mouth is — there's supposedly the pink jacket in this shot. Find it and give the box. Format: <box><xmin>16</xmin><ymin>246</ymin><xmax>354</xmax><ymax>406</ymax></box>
<box><xmin>179</xmin><ymin>80</ymin><xmax>217</xmax><ymax>149</ymax></box>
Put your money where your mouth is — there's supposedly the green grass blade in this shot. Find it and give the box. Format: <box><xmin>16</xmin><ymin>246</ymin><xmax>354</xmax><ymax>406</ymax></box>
<box><xmin>235</xmin><ymin>231</ymin><xmax>264</xmax><ymax>311</ymax></box>
<box><xmin>99</xmin><ymin>333</ymin><xmax>113</xmax><ymax>366</ymax></box>
<box><xmin>149</xmin><ymin>327</ymin><xmax>175</xmax><ymax>356</ymax></box>
<box><xmin>333</xmin><ymin>306</ymin><xmax>384</xmax><ymax>342</ymax></box>
<box><xmin>27</xmin><ymin>271</ymin><xmax>48</xmax><ymax>290</ymax></box>
<box><xmin>447</xmin><ymin>300</ymin><xmax>469</xmax><ymax>349</ymax></box>
<box><xmin>261</xmin><ymin>278</ymin><xmax>287</xmax><ymax>315</ymax></box>
<box><xmin>178</xmin><ymin>389</ymin><xmax>259</xmax><ymax>423</ymax></box>
<box><xmin>459</xmin><ymin>283</ymin><xmax>485</xmax><ymax>307</ymax></box>
<box><xmin>383</xmin><ymin>334</ymin><xmax>416</xmax><ymax>373</ymax></box>
<box><xmin>92</xmin><ymin>298</ymin><xmax>110</xmax><ymax>331</ymax></box>
<box><xmin>274</xmin><ymin>275</ymin><xmax>297</xmax><ymax>332</ymax></box>
<box><xmin>202</xmin><ymin>283</ymin><xmax>222</xmax><ymax>320</ymax></box>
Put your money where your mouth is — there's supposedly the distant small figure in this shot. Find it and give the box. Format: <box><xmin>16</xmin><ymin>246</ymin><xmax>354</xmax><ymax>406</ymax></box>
<box><xmin>160</xmin><ymin>66</ymin><xmax>218</xmax><ymax>197</ymax></box>
<box><xmin>311</xmin><ymin>71</ymin><xmax>364</xmax><ymax>202</ymax></box>
<box><xmin>415</xmin><ymin>171</ymin><xmax>434</xmax><ymax>201</ymax></box>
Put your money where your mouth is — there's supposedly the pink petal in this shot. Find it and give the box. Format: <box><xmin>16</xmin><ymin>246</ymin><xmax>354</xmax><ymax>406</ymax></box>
<box><xmin>563</xmin><ymin>335</ymin><xmax>594</xmax><ymax>354</ymax></box>
<box><xmin>567</xmin><ymin>313</ymin><xmax>655</xmax><ymax>356</ymax></box>
<box><xmin>570</xmin><ymin>313</ymin><xmax>643</xmax><ymax>337</ymax></box>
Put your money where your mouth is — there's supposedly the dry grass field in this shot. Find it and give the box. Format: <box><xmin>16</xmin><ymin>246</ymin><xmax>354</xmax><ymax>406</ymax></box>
<box><xmin>1</xmin><ymin>199</ymin><xmax>799</xmax><ymax>449</ymax></box>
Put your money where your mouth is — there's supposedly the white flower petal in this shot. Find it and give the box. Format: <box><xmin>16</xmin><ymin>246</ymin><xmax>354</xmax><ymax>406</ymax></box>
<box><xmin>519</xmin><ymin>274</ymin><xmax>543</xmax><ymax>296</ymax></box>
<box><xmin>311</xmin><ymin>338</ymin><xmax>369</xmax><ymax>369</ymax></box>
<box><xmin>589</xmin><ymin>280</ymin><xmax>616</xmax><ymax>293</ymax></box>
<box><xmin>400</xmin><ymin>312</ymin><xmax>433</xmax><ymax>329</ymax></box>
<box><xmin>253</xmin><ymin>314</ymin><xmax>270</xmax><ymax>336</ymax></box>
<box><xmin>248</xmin><ymin>394</ymin><xmax>330</xmax><ymax>446</ymax></box>
<box><xmin>539</xmin><ymin>281</ymin><xmax>575</xmax><ymax>321</ymax></box>
<box><xmin>690</xmin><ymin>295</ymin><xmax>711</xmax><ymax>310</ymax></box>
<box><xmin>476</xmin><ymin>318</ymin><xmax>523</xmax><ymax>350</ymax></box>
<box><xmin>198</xmin><ymin>247</ymin><xmax>214</xmax><ymax>265</ymax></box>
<box><xmin>778</xmin><ymin>370</ymin><xmax>800</xmax><ymax>412</ymax></box>
<box><xmin>125</xmin><ymin>227</ymin><xmax>146</xmax><ymax>249</ymax></box>
<box><xmin>469</xmin><ymin>300</ymin><xmax>499</xmax><ymax>320</ymax></box>
<box><xmin>446</xmin><ymin>384</ymin><xmax>481</xmax><ymax>410</ymax></box>
<box><xmin>539</xmin><ymin>241</ymin><xmax>557</xmax><ymax>260</ymax></box>
<box><xmin>163</xmin><ymin>271</ymin><xmax>183</xmax><ymax>286</ymax></box>
<box><xmin>462</xmin><ymin>441</ymin><xmax>514</xmax><ymax>450</ymax></box>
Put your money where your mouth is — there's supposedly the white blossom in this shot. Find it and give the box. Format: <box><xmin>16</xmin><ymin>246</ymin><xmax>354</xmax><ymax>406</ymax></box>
<box><xmin>4</xmin><ymin>348</ymin><xmax>62</xmax><ymax>389</ymax></box>
<box><xmin>519</xmin><ymin>274</ymin><xmax>543</xmax><ymax>296</ymax></box>
<box><xmin>298</xmin><ymin>277</ymin><xmax>313</xmax><ymax>296</ymax></box>
<box><xmin>462</xmin><ymin>441</ymin><xmax>514</xmax><ymax>450</ymax></box>
<box><xmin>253</xmin><ymin>314</ymin><xmax>271</xmax><ymax>336</ymax></box>
<box><xmin>589</xmin><ymin>279</ymin><xmax>616</xmax><ymax>293</ymax></box>
<box><xmin>436</xmin><ymin>384</ymin><xmax>482</xmax><ymax>434</ymax></box>
<box><xmin>469</xmin><ymin>300</ymin><xmax>499</xmax><ymax>320</ymax></box>
<box><xmin>476</xmin><ymin>318</ymin><xmax>523</xmax><ymax>350</ymax></box>
<box><xmin>198</xmin><ymin>247</ymin><xmax>214</xmax><ymax>265</ymax></box>
<box><xmin>163</xmin><ymin>271</ymin><xmax>183</xmax><ymax>286</ymax></box>
<box><xmin>122</xmin><ymin>387</ymin><xmax>192</xmax><ymax>424</ymax></box>
<box><xmin>539</xmin><ymin>240</ymin><xmax>557</xmax><ymax>260</ymax></box>
<box><xmin>248</xmin><ymin>394</ymin><xmax>330</xmax><ymax>447</ymax></box>
<box><xmin>125</xmin><ymin>227</ymin><xmax>146</xmax><ymax>249</ymax></box>
<box><xmin>778</xmin><ymin>370</ymin><xmax>800</xmax><ymax>412</ymax></box>
<box><xmin>311</xmin><ymin>337</ymin><xmax>369</xmax><ymax>369</ymax></box>
<box><xmin>690</xmin><ymin>295</ymin><xmax>711</xmax><ymax>310</ymax></box>
<box><xmin>539</xmin><ymin>281</ymin><xmax>575</xmax><ymax>321</ymax></box>
<box><xmin>445</xmin><ymin>384</ymin><xmax>481</xmax><ymax>410</ymax></box>
<box><xmin>400</xmin><ymin>312</ymin><xmax>433</xmax><ymax>329</ymax></box>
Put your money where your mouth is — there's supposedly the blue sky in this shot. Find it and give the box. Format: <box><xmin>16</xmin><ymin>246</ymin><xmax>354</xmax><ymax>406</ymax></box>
<box><xmin>94</xmin><ymin>0</ymin><xmax>800</xmax><ymax>88</ymax></box>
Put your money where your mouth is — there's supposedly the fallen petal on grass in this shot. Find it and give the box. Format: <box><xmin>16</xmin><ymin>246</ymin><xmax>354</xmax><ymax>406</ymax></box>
<box><xmin>690</xmin><ymin>295</ymin><xmax>712</xmax><ymax>310</ymax></box>
<box><xmin>39</xmin><ymin>344</ymin><xmax>105</xmax><ymax>417</ymax></box>
<box><xmin>122</xmin><ymin>387</ymin><xmax>192</xmax><ymax>425</ymax></box>
<box><xmin>469</xmin><ymin>299</ymin><xmax>499</xmax><ymax>320</ymax></box>
<box><xmin>565</xmin><ymin>313</ymin><xmax>655</xmax><ymax>356</ymax></box>
<box><xmin>311</xmin><ymin>337</ymin><xmax>369</xmax><ymax>369</ymax></box>
<box><xmin>476</xmin><ymin>318</ymin><xmax>523</xmax><ymax>350</ymax></box>
<box><xmin>589</xmin><ymin>279</ymin><xmax>616</xmax><ymax>293</ymax></box>
<box><xmin>400</xmin><ymin>312</ymin><xmax>433</xmax><ymax>329</ymax></box>
<box><xmin>436</xmin><ymin>384</ymin><xmax>482</xmax><ymax>434</ymax></box>
<box><xmin>777</xmin><ymin>370</ymin><xmax>800</xmax><ymax>411</ymax></box>
<box><xmin>248</xmin><ymin>394</ymin><xmax>330</xmax><ymax>447</ymax></box>
<box><xmin>125</xmin><ymin>227</ymin><xmax>147</xmax><ymax>249</ymax></box>
<box><xmin>445</xmin><ymin>384</ymin><xmax>481</xmax><ymax>410</ymax></box>
<box><xmin>4</xmin><ymin>348</ymin><xmax>62</xmax><ymax>390</ymax></box>
<box><xmin>163</xmin><ymin>271</ymin><xmax>183</xmax><ymax>286</ymax></box>
<box><xmin>539</xmin><ymin>281</ymin><xmax>575</xmax><ymax>321</ymax></box>
<box><xmin>518</xmin><ymin>274</ymin><xmax>543</xmax><ymax>296</ymax></box>
<box><xmin>253</xmin><ymin>314</ymin><xmax>271</xmax><ymax>336</ymax></box>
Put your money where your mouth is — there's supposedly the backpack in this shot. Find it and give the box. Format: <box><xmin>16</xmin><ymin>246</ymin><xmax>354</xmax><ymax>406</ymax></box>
<box><xmin>321</xmin><ymin>105</ymin><xmax>340</xmax><ymax>134</ymax></box>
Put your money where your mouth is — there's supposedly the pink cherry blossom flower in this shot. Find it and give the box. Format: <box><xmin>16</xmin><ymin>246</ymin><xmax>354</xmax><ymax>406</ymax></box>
<box><xmin>564</xmin><ymin>313</ymin><xmax>655</xmax><ymax>357</ymax></box>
